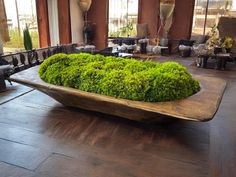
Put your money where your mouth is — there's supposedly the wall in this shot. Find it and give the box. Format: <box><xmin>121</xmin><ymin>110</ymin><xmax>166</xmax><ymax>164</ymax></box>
<box><xmin>87</xmin><ymin>0</ymin><xmax>108</xmax><ymax>49</ymax></box>
<box><xmin>138</xmin><ymin>0</ymin><xmax>159</xmax><ymax>40</ymax></box>
<box><xmin>36</xmin><ymin>0</ymin><xmax>50</xmax><ymax>47</ymax></box>
<box><xmin>37</xmin><ymin>0</ymin><xmax>73</xmax><ymax>46</ymax></box>
<box><xmin>70</xmin><ymin>0</ymin><xmax>84</xmax><ymax>44</ymax></box>
<box><xmin>169</xmin><ymin>0</ymin><xmax>195</xmax><ymax>50</ymax></box>
<box><xmin>37</xmin><ymin>0</ymin><xmax>195</xmax><ymax>50</ymax></box>
<box><xmin>57</xmin><ymin>0</ymin><xmax>72</xmax><ymax>44</ymax></box>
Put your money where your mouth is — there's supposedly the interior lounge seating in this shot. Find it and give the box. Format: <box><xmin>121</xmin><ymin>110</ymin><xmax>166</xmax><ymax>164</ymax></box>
<box><xmin>179</xmin><ymin>35</ymin><xmax>208</xmax><ymax>57</ymax></box>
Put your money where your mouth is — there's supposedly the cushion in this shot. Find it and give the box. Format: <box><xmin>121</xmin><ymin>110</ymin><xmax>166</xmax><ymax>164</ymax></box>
<box><xmin>179</xmin><ymin>40</ymin><xmax>195</xmax><ymax>46</ymax></box>
<box><xmin>195</xmin><ymin>35</ymin><xmax>208</xmax><ymax>44</ymax></box>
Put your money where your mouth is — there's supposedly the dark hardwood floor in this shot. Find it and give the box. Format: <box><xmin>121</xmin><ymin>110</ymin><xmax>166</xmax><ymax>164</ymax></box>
<box><xmin>0</xmin><ymin>56</ymin><xmax>236</xmax><ymax>177</ymax></box>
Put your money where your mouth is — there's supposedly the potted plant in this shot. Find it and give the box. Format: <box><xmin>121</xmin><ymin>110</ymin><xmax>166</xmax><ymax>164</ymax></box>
<box><xmin>205</xmin><ymin>26</ymin><xmax>221</xmax><ymax>51</ymax></box>
<box><xmin>23</xmin><ymin>25</ymin><xmax>36</xmax><ymax>65</ymax></box>
<box><xmin>221</xmin><ymin>36</ymin><xmax>233</xmax><ymax>53</ymax></box>
<box><xmin>23</xmin><ymin>25</ymin><xmax>33</xmax><ymax>51</ymax></box>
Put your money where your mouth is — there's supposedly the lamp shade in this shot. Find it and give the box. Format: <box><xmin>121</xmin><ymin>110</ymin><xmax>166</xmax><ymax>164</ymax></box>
<box><xmin>160</xmin><ymin>0</ymin><xmax>175</xmax><ymax>21</ymax></box>
<box><xmin>157</xmin><ymin>0</ymin><xmax>175</xmax><ymax>38</ymax></box>
<box><xmin>77</xmin><ymin>0</ymin><xmax>92</xmax><ymax>12</ymax></box>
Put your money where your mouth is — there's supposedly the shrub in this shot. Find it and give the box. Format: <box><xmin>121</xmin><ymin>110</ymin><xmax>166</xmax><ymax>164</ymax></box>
<box><xmin>39</xmin><ymin>53</ymin><xmax>200</xmax><ymax>102</ymax></box>
<box><xmin>23</xmin><ymin>25</ymin><xmax>33</xmax><ymax>51</ymax></box>
<box><xmin>39</xmin><ymin>53</ymin><xmax>69</xmax><ymax>78</ymax></box>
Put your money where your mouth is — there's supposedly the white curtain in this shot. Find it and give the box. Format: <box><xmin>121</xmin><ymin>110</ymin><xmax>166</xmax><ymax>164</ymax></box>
<box><xmin>47</xmin><ymin>0</ymin><xmax>59</xmax><ymax>45</ymax></box>
<box><xmin>70</xmin><ymin>0</ymin><xmax>84</xmax><ymax>44</ymax></box>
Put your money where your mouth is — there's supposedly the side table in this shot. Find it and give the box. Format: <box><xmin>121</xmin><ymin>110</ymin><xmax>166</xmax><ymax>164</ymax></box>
<box><xmin>215</xmin><ymin>53</ymin><xmax>231</xmax><ymax>70</ymax></box>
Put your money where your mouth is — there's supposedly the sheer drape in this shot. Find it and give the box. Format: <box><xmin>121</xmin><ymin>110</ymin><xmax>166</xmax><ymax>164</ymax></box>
<box><xmin>47</xmin><ymin>0</ymin><xmax>59</xmax><ymax>45</ymax></box>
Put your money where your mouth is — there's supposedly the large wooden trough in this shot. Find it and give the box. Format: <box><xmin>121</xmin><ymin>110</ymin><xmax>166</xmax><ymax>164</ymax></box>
<box><xmin>10</xmin><ymin>66</ymin><xmax>226</xmax><ymax>123</ymax></box>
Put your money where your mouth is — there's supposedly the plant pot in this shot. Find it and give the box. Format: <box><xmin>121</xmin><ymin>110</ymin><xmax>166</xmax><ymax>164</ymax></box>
<box><xmin>140</xmin><ymin>42</ymin><xmax>147</xmax><ymax>54</ymax></box>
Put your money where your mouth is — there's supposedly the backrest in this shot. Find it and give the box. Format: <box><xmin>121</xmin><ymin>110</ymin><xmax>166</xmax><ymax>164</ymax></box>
<box><xmin>195</xmin><ymin>35</ymin><xmax>208</xmax><ymax>45</ymax></box>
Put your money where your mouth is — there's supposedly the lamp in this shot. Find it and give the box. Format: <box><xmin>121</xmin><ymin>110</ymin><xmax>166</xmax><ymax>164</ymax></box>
<box><xmin>77</xmin><ymin>0</ymin><xmax>92</xmax><ymax>13</ymax></box>
<box><xmin>157</xmin><ymin>0</ymin><xmax>175</xmax><ymax>39</ymax></box>
<box><xmin>77</xmin><ymin>0</ymin><xmax>93</xmax><ymax>44</ymax></box>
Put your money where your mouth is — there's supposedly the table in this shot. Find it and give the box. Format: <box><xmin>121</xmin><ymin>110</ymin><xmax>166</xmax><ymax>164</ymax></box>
<box><xmin>132</xmin><ymin>53</ymin><xmax>159</xmax><ymax>60</ymax></box>
<box><xmin>158</xmin><ymin>46</ymin><xmax>169</xmax><ymax>56</ymax></box>
<box><xmin>215</xmin><ymin>53</ymin><xmax>231</xmax><ymax>70</ymax></box>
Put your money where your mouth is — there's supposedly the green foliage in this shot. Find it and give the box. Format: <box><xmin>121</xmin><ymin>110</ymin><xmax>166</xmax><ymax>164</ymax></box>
<box><xmin>39</xmin><ymin>53</ymin><xmax>69</xmax><ymax>81</ymax></box>
<box><xmin>3</xmin><ymin>28</ymin><xmax>39</xmax><ymax>50</ymax></box>
<box><xmin>109</xmin><ymin>21</ymin><xmax>137</xmax><ymax>37</ymax></box>
<box><xmin>3</xmin><ymin>28</ymin><xmax>23</xmax><ymax>49</ymax></box>
<box><xmin>221</xmin><ymin>36</ymin><xmax>234</xmax><ymax>49</ymax></box>
<box><xmin>39</xmin><ymin>53</ymin><xmax>200</xmax><ymax>102</ymax></box>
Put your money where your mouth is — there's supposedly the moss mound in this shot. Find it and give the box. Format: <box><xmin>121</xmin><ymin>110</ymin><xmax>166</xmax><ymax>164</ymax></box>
<box><xmin>39</xmin><ymin>53</ymin><xmax>200</xmax><ymax>102</ymax></box>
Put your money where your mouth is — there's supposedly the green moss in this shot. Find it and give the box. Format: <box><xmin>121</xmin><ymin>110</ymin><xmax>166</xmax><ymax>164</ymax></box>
<box><xmin>39</xmin><ymin>53</ymin><xmax>200</xmax><ymax>102</ymax></box>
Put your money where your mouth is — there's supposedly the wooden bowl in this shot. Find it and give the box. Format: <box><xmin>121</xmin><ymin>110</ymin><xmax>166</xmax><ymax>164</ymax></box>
<box><xmin>10</xmin><ymin>66</ymin><xmax>226</xmax><ymax>123</ymax></box>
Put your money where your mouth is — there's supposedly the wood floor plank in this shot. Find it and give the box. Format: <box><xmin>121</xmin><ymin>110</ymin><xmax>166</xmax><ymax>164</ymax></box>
<box><xmin>0</xmin><ymin>139</ymin><xmax>51</xmax><ymax>170</ymax></box>
<box><xmin>0</xmin><ymin>82</ymin><xmax>33</xmax><ymax>105</ymax></box>
<box><xmin>0</xmin><ymin>162</ymin><xmax>34</xmax><ymax>177</ymax></box>
<box><xmin>35</xmin><ymin>153</ymin><xmax>208</xmax><ymax>177</ymax></box>
<box><xmin>1</xmin><ymin>56</ymin><xmax>236</xmax><ymax>177</ymax></box>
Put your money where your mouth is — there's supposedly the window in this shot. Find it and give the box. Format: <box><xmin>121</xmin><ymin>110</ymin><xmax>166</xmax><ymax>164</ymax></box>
<box><xmin>108</xmin><ymin>0</ymin><xmax>139</xmax><ymax>37</ymax></box>
<box><xmin>2</xmin><ymin>0</ymin><xmax>39</xmax><ymax>54</ymax></box>
<box><xmin>192</xmin><ymin>0</ymin><xmax>236</xmax><ymax>38</ymax></box>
